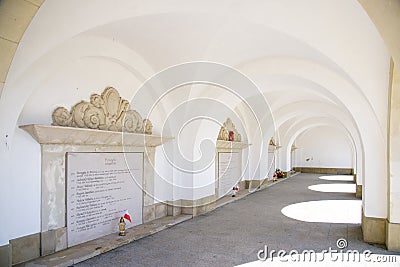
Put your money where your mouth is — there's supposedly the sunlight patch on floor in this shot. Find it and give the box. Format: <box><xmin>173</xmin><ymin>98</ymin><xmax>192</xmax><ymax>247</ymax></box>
<box><xmin>281</xmin><ymin>200</ymin><xmax>361</xmax><ymax>224</ymax></box>
<box><xmin>319</xmin><ymin>175</ymin><xmax>354</xmax><ymax>182</ymax></box>
<box><xmin>308</xmin><ymin>183</ymin><xmax>356</xmax><ymax>193</ymax></box>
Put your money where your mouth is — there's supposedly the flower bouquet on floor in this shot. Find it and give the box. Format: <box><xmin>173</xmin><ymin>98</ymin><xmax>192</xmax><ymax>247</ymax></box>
<box><xmin>274</xmin><ymin>169</ymin><xmax>284</xmax><ymax>181</ymax></box>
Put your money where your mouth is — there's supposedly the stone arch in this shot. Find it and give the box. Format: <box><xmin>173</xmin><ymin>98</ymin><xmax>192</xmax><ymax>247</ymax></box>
<box><xmin>275</xmin><ymin>109</ymin><xmax>362</xmax><ymax>179</ymax></box>
<box><xmin>0</xmin><ymin>0</ymin><xmax>45</xmax><ymax>97</ymax></box>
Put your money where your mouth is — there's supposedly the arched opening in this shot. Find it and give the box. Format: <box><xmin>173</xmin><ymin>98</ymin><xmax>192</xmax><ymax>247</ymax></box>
<box><xmin>291</xmin><ymin>126</ymin><xmax>354</xmax><ymax>174</ymax></box>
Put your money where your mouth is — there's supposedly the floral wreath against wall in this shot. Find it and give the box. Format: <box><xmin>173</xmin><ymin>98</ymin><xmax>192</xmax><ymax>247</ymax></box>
<box><xmin>273</xmin><ymin>168</ymin><xmax>285</xmax><ymax>181</ymax></box>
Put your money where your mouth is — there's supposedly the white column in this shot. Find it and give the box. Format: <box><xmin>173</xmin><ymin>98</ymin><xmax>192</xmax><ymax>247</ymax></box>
<box><xmin>387</xmin><ymin>61</ymin><xmax>400</xmax><ymax>251</ymax></box>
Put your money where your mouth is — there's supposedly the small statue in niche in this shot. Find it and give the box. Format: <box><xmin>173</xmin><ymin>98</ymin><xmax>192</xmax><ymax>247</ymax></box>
<box><xmin>217</xmin><ymin>118</ymin><xmax>242</xmax><ymax>142</ymax></box>
<box><xmin>229</xmin><ymin>131</ymin><xmax>234</xmax><ymax>141</ymax></box>
<box><xmin>143</xmin><ymin>119</ymin><xmax>153</xmax><ymax>135</ymax></box>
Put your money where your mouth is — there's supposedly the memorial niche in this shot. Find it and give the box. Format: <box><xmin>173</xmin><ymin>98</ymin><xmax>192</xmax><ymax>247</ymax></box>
<box><xmin>215</xmin><ymin>118</ymin><xmax>249</xmax><ymax>198</ymax></box>
<box><xmin>20</xmin><ymin>86</ymin><xmax>172</xmax><ymax>254</ymax></box>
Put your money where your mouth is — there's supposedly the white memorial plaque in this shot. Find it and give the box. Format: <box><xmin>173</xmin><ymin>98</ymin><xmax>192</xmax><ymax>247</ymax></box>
<box><xmin>218</xmin><ymin>152</ymin><xmax>240</xmax><ymax>197</ymax></box>
<box><xmin>67</xmin><ymin>152</ymin><xmax>143</xmax><ymax>247</ymax></box>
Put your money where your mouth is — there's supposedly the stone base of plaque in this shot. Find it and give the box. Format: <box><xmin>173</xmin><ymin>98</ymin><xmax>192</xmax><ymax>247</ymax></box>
<box><xmin>0</xmin><ymin>243</ymin><xmax>11</xmax><ymax>267</ymax></box>
<box><xmin>259</xmin><ymin>179</ymin><xmax>270</xmax><ymax>189</ymax></box>
<box><xmin>248</xmin><ymin>180</ymin><xmax>261</xmax><ymax>190</ymax></box>
<box><xmin>244</xmin><ymin>180</ymin><xmax>250</xmax><ymax>189</ymax></box>
<box><xmin>181</xmin><ymin>195</ymin><xmax>217</xmax><ymax>216</ymax></box>
<box><xmin>155</xmin><ymin>203</ymin><xmax>168</xmax><ymax>219</ymax></box>
<box><xmin>143</xmin><ymin>205</ymin><xmax>155</xmax><ymax>223</ymax></box>
<box><xmin>143</xmin><ymin>203</ymin><xmax>168</xmax><ymax>223</ymax></box>
<box><xmin>166</xmin><ymin>200</ymin><xmax>182</xmax><ymax>216</ymax></box>
<box><xmin>356</xmin><ymin>184</ymin><xmax>362</xmax><ymax>199</ymax></box>
<box><xmin>10</xmin><ymin>233</ymin><xmax>40</xmax><ymax>265</ymax></box>
<box><xmin>4</xmin><ymin>228</ymin><xmax>68</xmax><ymax>265</ymax></box>
<box><xmin>238</xmin><ymin>180</ymin><xmax>247</xmax><ymax>190</ymax></box>
<box><xmin>41</xmin><ymin>227</ymin><xmax>67</xmax><ymax>256</ymax></box>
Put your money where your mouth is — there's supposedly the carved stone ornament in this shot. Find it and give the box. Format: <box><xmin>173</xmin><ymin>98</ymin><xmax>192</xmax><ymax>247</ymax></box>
<box><xmin>217</xmin><ymin>118</ymin><xmax>241</xmax><ymax>142</ymax></box>
<box><xmin>52</xmin><ymin>87</ymin><xmax>152</xmax><ymax>134</ymax></box>
<box><xmin>269</xmin><ymin>138</ymin><xmax>276</xmax><ymax>146</ymax></box>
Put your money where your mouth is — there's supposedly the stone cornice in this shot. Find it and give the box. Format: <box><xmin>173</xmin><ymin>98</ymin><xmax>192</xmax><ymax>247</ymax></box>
<box><xmin>20</xmin><ymin>124</ymin><xmax>173</xmax><ymax>147</ymax></box>
<box><xmin>216</xmin><ymin>140</ymin><xmax>250</xmax><ymax>149</ymax></box>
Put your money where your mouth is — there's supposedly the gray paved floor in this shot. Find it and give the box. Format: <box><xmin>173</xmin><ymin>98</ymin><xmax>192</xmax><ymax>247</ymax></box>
<box><xmin>76</xmin><ymin>174</ymin><xmax>398</xmax><ymax>267</ymax></box>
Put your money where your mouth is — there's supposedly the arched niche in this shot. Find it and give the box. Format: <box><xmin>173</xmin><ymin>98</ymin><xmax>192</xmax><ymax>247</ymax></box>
<box><xmin>215</xmin><ymin>118</ymin><xmax>250</xmax><ymax>198</ymax></box>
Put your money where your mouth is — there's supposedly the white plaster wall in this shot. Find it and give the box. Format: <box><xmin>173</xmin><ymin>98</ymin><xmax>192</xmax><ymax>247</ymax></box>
<box><xmin>8</xmin><ymin>129</ymin><xmax>41</xmax><ymax>239</ymax></box>
<box><xmin>294</xmin><ymin>126</ymin><xmax>353</xmax><ymax>168</ymax></box>
<box><xmin>153</xmin><ymin>145</ymin><xmax>173</xmax><ymax>203</ymax></box>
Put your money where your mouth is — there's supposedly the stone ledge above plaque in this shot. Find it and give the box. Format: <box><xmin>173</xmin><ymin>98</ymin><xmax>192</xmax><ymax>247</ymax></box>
<box><xmin>216</xmin><ymin>140</ymin><xmax>250</xmax><ymax>149</ymax></box>
<box><xmin>216</xmin><ymin>118</ymin><xmax>250</xmax><ymax>149</ymax></box>
<box><xmin>20</xmin><ymin>124</ymin><xmax>173</xmax><ymax>147</ymax></box>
